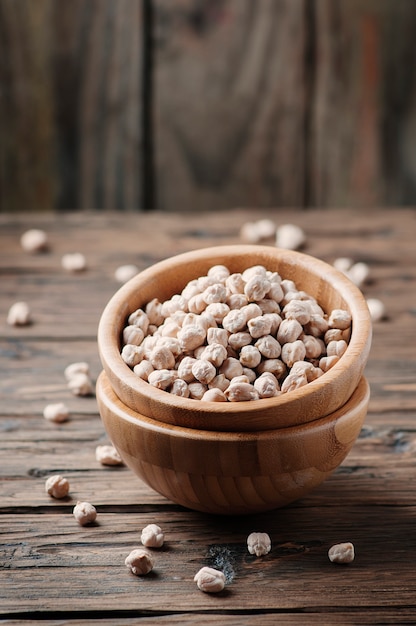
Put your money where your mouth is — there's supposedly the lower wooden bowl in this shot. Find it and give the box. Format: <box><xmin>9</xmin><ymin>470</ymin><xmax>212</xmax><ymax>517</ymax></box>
<box><xmin>96</xmin><ymin>372</ymin><xmax>370</xmax><ymax>515</ymax></box>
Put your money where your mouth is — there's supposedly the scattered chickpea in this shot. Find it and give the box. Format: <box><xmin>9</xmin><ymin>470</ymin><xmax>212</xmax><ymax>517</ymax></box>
<box><xmin>256</xmin><ymin>218</ymin><xmax>276</xmax><ymax>239</ymax></box>
<box><xmin>45</xmin><ymin>474</ymin><xmax>70</xmax><ymax>499</ymax></box>
<box><xmin>275</xmin><ymin>223</ymin><xmax>306</xmax><ymax>250</ymax></box>
<box><xmin>141</xmin><ymin>524</ymin><xmax>164</xmax><ymax>548</ymax></box>
<box><xmin>7</xmin><ymin>301</ymin><xmax>31</xmax><ymax>326</ymax></box>
<box><xmin>64</xmin><ymin>361</ymin><xmax>90</xmax><ymax>381</ymax></box>
<box><xmin>43</xmin><ymin>402</ymin><xmax>70</xmax><ymax>423</ymax></box>
<box><xmin>73</xmin><ymin>501</ymin><xmax>97</xmax><ymax>526</ymax></box>
<box><xmin>347</xmin><ymin>262</ymin><xmax>369</xmax><ymax>287</ymax></box>
<box><xmin>247</xmin><ymin>532</ymin><xmax>272</xmax><ymax>556</ymax></box>
<box><xmin>61</xmin><ymin>252</ymin><xmax>87</xmax><ymax>272</ymax></box>
<box><xmin>20</xmin><ymin>228</ymin><xmax>49</xmax><ymax>253</ymax></box>
<box><xmin>95</xmin><ymin>444</ymin><xmax>123</xmax><ymax>466</ymax></box>
<box><xmin>333</xmin><ymin>257</ymin><xmax>353</xmax><ymax>273</ymax></box>
<box><xmin>328</xmin><ymin>542</ymin><xmax>355</xmax><ymax>564</ymax></box>
<box><xmin>125</xmin><ymin>549</ymin><xmax>154</xmax><ymax>575</ymax></box>
<box><xmin>64</xmin><ymin>362</ymin><xmax>94</xmax><ymax>396</ymax></box>
<box><xmin>114</xmin><ymin>264</ymin><xmax>139</xmax><ymax>283</ymax></box>
<box><xmin>194</xmin><ymin>566</ymin><xmax>226</xmax><ymax>593</ymax></box>
<box><xmin>240</xmin><ymin>219</ymin><xmax>276</xmax><ymax>244</ymax></box>
<box><xmin>68</xmin><ymin>373</ymin><xmax>94</xmax><ymax>397</ymax></box>
<box><xmin>366</xmin><ymin>298</ymin><xmax>386</xmax><ymax>322</ymax></box>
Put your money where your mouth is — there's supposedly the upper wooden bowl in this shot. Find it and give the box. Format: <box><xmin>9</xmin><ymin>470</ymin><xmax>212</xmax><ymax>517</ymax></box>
<box><xmin>98</xmin><ymin>245</ymin><xmax>372</xmax><ymax>432</ymax></box>
<box><xmin>96</xmin><ymin>371</ymin><xmax>370</xmax><ymax>515</ymax></box>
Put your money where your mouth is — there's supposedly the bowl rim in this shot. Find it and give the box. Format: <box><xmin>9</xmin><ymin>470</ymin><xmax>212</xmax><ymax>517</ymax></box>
<box><xmin>98</xmin><ymin>244</ymin><xmax>372</xmax><ymax>431</ymax></box>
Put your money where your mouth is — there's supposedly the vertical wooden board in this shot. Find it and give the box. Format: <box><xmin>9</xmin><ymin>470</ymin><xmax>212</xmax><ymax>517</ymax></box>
<box><xmin>0</xmin><ymin>0</ymin><xmax>143</xmax><ymax>213</ymax></box>
<box><xmin>53</xmin><ymin>0</ymin><xmax>143</xmax><ymax>210</ymax></box>
<box><xmin>310</xmin><ymin>0</ymin><xmax>416</xmax><ymax>208</ymax></box>
<box><xmin>154</xmin><ymin>0</ymin><xmax>306</xmax><ymax>212</ymax></box>
<box><xmin>0</xmin><ymin>0</ymin><xmax>55</xmax><ymax>213</ymax></box>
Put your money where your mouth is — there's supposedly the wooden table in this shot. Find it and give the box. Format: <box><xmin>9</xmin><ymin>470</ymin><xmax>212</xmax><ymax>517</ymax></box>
<box><xmin>1</xmin><ymin>208</ymin><xmax>415</xmax><ymax>624</ymax></box>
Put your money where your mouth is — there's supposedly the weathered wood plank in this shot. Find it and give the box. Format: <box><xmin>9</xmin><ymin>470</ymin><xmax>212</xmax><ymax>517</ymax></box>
<box><xmin>310</xmin><ymin>0</ymin><xmax>416</xmax><ymax>207</ymax></box>
<box><xmin>0</xmin><ymin>340</ymin><xmax>102</xmax><ymax>414</ymax></box>
<box><xmin>1</xmin><ymin>506</ymin><xmax>416</xmax><ymax>614</ymax></box>
<box><xmin>0</xmin><ymin>0</ymin><xmax>143</xmax><ymax>212</ymax></box>
<box><xmin>4</xmin><ymin>615</ymin><xmax>416</xmax><ymax>626</ymax></box>
<box><xmin>0</xmin><ymin>0</ymin><xmax>54</xmax><ymax>212</ymax></box>
<box><xmin>1</xmin><ymin>209</ymin><xmax>415</xmax><ymax>337</ymax></box>
<box><xmin>153</xmin><ymin>0</ymin><xmax>306</xmax><ymax>211</ymax></box>
<box><xmin>1</xmin><ymin>208</ymin><xmax>416</xmax><ymax>621</ymax></box>
<box><xmin>1</xmin><ymin>405</ymin><xmax>416</xmax><ymax>511</ymax></box>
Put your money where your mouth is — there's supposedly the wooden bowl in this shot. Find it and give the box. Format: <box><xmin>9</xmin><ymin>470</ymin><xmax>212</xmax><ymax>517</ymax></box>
<box><xmin>98</xmin><ymin>245</ymin><xmax>372</xmax><ymax>432</ymax></box>
<box><xmin>96</xmin><ymin>372</ymin><xmax>370</xmax><ymax>515</ymax></box>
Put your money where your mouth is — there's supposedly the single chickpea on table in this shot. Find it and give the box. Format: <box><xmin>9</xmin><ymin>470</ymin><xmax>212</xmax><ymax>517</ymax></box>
<box><xmin>45</xmin><ymin>475</ymin><xmax>70</xmax><ymax>499</ymax></box>
<box><xmin>64</xmin><ymin>361</ymin><xmax>94</xmax><ymax>397</ymax></box>
<box><xmin>194</xmin><ymin>567</ymin><xmax>226</xmax><ymax>593</ymax></box>
<box><xmin>43</xmin><ymin>402</ymin><xmax>70</xmax><ymax>424</ymax></box>
<box><xmin>7</xmin><ymin>302</ymin><xmax>31</xmax><ymax>326</ymax></box>
<box><xmin>20</xmin><ymin>228</ymin><xmax>49</xmax><ymax>253</ymax></box>
<box><xmin>125</xmin><ymin>549</ymin><xmax>154</xmax><ymax>575</ymax></box>
<box><xmin>73</xmin><ymin>501</ymin><xmax>97</xmax><ymax>526</ymax></box>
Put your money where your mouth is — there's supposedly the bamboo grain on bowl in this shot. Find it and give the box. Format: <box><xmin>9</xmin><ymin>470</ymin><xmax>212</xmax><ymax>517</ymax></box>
<box><xmin>96</xmin><ymin>372</ymin><xmax>370</xmax><ymax>515</ymax></box>
<box><xmin>97</xmin><ymin>245</ymin><xmax>372</xmax><ymax>432</ymax></box>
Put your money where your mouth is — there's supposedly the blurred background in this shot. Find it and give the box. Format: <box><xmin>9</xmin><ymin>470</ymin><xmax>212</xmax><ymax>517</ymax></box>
<box><xmin>1</xmin><ymin>0</ymin><xmax>416</xmax><ymax>213</ymax></box>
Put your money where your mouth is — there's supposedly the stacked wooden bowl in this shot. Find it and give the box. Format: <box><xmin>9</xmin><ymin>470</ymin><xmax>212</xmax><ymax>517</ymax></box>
<box><xmin>97</xmin><ymin>245</ymin><xmax>372</xmax><ymax>514</ymax></box>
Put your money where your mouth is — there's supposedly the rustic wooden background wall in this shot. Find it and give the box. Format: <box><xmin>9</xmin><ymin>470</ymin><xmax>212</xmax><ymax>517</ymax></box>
<box><xmin>1</xmin><ymin>0</ymin><xmax>416</xmax><ymax>212</ymax></box>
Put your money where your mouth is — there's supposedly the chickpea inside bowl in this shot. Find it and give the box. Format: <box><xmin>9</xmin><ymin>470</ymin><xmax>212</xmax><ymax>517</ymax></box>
<box><xmin>98</xmin><ymin>245</ymin><xmax>372</xmax><ymax>433</ymax></box>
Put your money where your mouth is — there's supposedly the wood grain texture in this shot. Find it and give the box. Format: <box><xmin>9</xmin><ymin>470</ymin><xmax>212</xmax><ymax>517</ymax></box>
<box><xmin>0</xmin><ymin>0</ymin><xmax>143</xmax><ymax>212</ymax></box>
<box><xmin>1</xmin><ymin>208</ymin><xmax>416</xmax><ymax>621</ymax></box>
<box><xmin>310</xmin><ymin>0</ymin><xmax>416</xmax><ymax>207</ymax></box>
<box><xmin>0</xmin><ymin>0</ymin><xmax>54</xmax><ymax>212</ymax></box>
<box><xmin>153</xmin><ymin>0</ymin><xmax>306</xmax><ymax>211</ymax></box>
<box><xmin>3</xmin><ymin>1</ymin><xmax>416</xmax><ymax>211</ymax></box>
<box><xmin>1</xmin><ymin>505</ymin><xmax>416</xmax><ymax>615</ymax></box>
